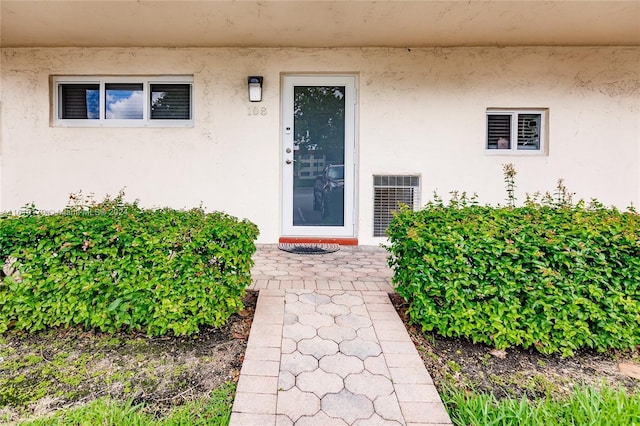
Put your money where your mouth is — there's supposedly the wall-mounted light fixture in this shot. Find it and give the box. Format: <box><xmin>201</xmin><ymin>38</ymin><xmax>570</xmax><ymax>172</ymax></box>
<box><xmin>248</xmin><ymin>76</ymin><xmax>263</xmax><ymax>102</ymax></box>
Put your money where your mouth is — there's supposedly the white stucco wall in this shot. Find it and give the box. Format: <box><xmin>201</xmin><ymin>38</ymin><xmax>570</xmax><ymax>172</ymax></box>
<box><xmin>1</xmin><ymin>47</ymin><xmax>638</xmax><ymax>245</ymax></box>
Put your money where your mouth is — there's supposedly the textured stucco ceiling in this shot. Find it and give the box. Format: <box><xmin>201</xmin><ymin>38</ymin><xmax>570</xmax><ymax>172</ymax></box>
<box><xmin>1</xmin><ymin>0</ymin><xmax>639</xmax><ymax>48</ymax></box>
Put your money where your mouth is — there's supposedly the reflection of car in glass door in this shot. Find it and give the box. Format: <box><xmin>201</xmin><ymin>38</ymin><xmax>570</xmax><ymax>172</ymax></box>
<box><xmin>313</xmin><ymin>164</ymin><xmax>345</xmax><ymax>223</ymax></box>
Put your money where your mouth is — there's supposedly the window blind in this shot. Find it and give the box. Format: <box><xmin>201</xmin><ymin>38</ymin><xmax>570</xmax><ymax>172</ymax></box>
<box><xmin>60</xmin><ymin>84</ymin><xmax>99</xmax><ymax>119</ymax></box>
<box><xmin>150</xmin><ymin>84</ymin><xmax>191</xmax><ymax>120</ymax></box>
<box><xmin>487</xmin><ymin>114</ymin><xmax>511</xmax><ymax>149</ymax></box>
<box><xmin>517</xmin><ymin>114</ymin><xmax>541</xmax><ymax>150</ymax></box>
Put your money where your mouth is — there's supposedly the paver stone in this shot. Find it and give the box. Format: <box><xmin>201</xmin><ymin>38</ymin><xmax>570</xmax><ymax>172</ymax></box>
<box><xmin>281</xmin><ymin>338</ymin><xmax>297</xmax><ymax>354</ymax></box>
<box><xmin>232</xmin><ymin>392</ymin><xmax>277</xmax><ymax>414</ymax></box>
<box><xmin>353</xmin><ymin>413</ymin><xmax>404</xmax><ymax>426</ymax></box>
<box><xmin>345</xmin><ymin>370</ymin><xmax>394</xmax><ymax>399</ymax></box>
<box><xmin>336</xmin><ymin>313</ymin><xmax>372</xmax><ymax>329</ymax></box>
<box><xmin>340</xmin><ymin>337</ymin><xmax>382</xmax><ymax>360</ymax></box>
<box><xmin>280</xmin><ymin>351</ymin><xmax>318</xmax><ymax>376</ymax></box>
<box><xmin>317</xmin><ymin>324</ymin><xmax>357</xmax><ymax>343</ymax></box>
<box><xmin>230</xmin><ymin>413</ymin><xmax>277</xmax><ymax>426</ymax></box>
<box><xmin>389</xmin><ymin>367</ymin><xmax>434</xmax><ymax>385</ymax></box>
<box><xmin>285</xmin><ymin>302</ymin><xmax>316</xmax><ymax>316</ymax></box>
<box><xmin>299</xmin><ymin>292</ymin><xmax>331</xmax><ymax>305</ymax></box>
<box><xmin>394</xmin><ymin>384</ymin><xmax>441</xmax><ymax>403</ymax></box>
<box><xmin>384</xmin><ymin>353</ymin><xmax>426</xmax><ymax>369</ymax></box>
<box><xmin>236</xmin><ymin>374</ymin><xmax>278</xmax><ymax>394</ymax></box>
<box><xmin>399</xmin><ymin>402</ymin><xmax>451</xmax><ymax>424</ymax></box>
<box><xmin>298</xmin><ymin>335</ymin><xmax>339</xmax><ymax>359</ymax></box>
<box><xmin>284</xmin><ymin>313</ymin><xmax>298</xmax><ymax>325</ymax></box>
<box><xmin>278</xmin><ymin>371</ymin><xmax>295</xmax><ymax>391</ymax></box>
<box><xmin>283</xmin><ymin>323</ymin><xmax>316</xmax><ymax>340</ymax></box>
<box><xmin>298</xmin><ymin>312</ymin><xmax>335</xmax><ymax>328</ymax></box>
<box><xmin>275</xmin><ymin>414</ymin><xmax>294</xmax><ymax>426</ymax></box>
<box><xmin>317</xmin><ymin>303</ymin><xmax>351</xmax><ymax>317</ymax></box>
<box><xmin>357</xmin><ymin>326</ymin><xmax>378</xmax><ymax>341</ymax></box>
<box><xmin>331</xmin><ymin>293</ymin><xmax>365</xmax><ymax>307</ymax></box>
<box><xmin>364</xmin><ymin>354</ymin><xmax>391</xmax><ymax>376</ymax></box>
<box><xmin>320</xmin><ymin>352</ymin><xmax>365</xmax><ymax>377</ymax></box>
<box><xmin>350</xmin><ymin>304</ymin><xmax>371</xmax><ymax>317</ymax></box>
<box><xmin>374</xmin><ymin>394</ymin><xmax>406</xmax><ymax>424</ymax></box>
<box><xmin>297</xmin><ymin>369</ymin><xmax>344</xmax><ymax>398</ymax></box>
<box><xmin>296</xmin><ymin>411</ymin><xmax>349</xmax><ymax>426</ymax></box>
<box><xmin>277</xmin><ymin>387</ymin><xmax>320</xmax><ymax>422</ymax></box>
<box><xmin>284</xmin><ymin>291</ymin><xmax>298</xmax><ymax>306</ymax></box>
<box><xmin>322</xmin><ymin>389</ymin><xmax>374</xmax><ymax>424</ymax></box>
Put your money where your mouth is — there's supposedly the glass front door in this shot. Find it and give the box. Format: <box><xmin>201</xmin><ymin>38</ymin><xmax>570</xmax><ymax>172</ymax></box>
<box><xmin>282</xmin><ymin>76</ymin><xmax>356</xmax><ymax>237</ymax></box>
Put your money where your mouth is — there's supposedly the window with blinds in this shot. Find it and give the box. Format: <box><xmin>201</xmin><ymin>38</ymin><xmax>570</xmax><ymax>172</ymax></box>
<box><xmin>487</xmin><ymin>114</ymin><xmax>511</xmax><ymax>149</ymax></box>
<box><xmin>373</xmin><ymin>175</ymin><xmax>420</xmax><ymax>237</ymax></box>
<box><xmin>59</xmin><ymin>84</ymin><xmax>99</xmax><ymax>119</ymax></box>
<box><xmin>486</xmin><ymin>109</ymin><xmax>547</xmax><ymax>154</ymax></box>
<box><xmin>150</xmin><ymin>84</ymin><xmax>191</xmax><ymax>120</ymax></box>
<box><xmin>517</xmin><ymin>114</ymin><xmax>542</xmax><ymax>150</ymax></box>
<box><xmin>54</xmin><ymin>76</ymin><xmax>193</xmax><ymax>127</ymax></box>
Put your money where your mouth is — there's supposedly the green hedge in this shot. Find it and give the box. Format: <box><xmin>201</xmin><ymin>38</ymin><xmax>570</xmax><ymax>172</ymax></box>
<box><xmin>387</xmin><ymin>201</ymin><xmax>640</xmax><ymax>356</ymax></box>
<box><xmin>0</xmin><ymin>196</ymin><xmax>259</xmax><ymax>336</ymax></box>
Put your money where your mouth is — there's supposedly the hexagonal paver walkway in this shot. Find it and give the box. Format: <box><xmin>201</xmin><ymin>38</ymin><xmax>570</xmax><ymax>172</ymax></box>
<box><xmin>230</xmin><ymin>245</ymin><xmax>452</xmax><ymax>426</ymax></box>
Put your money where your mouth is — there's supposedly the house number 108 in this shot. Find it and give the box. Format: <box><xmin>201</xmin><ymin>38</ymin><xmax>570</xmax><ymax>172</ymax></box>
<box><xmin>248</xmin><ymin>107</ymin><xmax>268</xmax><ymax>116</ymax></box>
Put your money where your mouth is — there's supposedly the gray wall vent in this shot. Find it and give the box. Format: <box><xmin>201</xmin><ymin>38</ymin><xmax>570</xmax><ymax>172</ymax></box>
<box><xmin>373</xmin><ymin>175</ymin><xmax>420</xmax><ymax>237</ymax></box>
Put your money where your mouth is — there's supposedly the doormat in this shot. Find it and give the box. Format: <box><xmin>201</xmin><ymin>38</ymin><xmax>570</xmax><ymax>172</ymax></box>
<box><xmin>278</xmin><ymin>243</ymin><xmax>340</xmax><ymax>255</ymax></box>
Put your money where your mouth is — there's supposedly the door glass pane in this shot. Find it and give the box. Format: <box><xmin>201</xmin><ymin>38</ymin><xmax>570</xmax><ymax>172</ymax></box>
<box><xmin>293</xmin><ymin>86</ymin><xmax>345</xmax><ymax>226</ymax></box>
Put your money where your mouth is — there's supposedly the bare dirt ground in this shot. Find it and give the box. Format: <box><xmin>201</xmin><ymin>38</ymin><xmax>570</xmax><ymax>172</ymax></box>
<box><xmin>0</xmin><ymin>292</ymin><xmax>257</xmax><ymax>424</ymax></box>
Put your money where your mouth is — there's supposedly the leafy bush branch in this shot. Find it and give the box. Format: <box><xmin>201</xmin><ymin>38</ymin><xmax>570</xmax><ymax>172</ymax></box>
<box><xmin>0</xmin><ymin>192</ymin><xmax>259</xmax><ymax>336</ymax></box>
<box><xmin>387</xmin><ymin>167</ymin><xmax>639</xmax><ymax>356</ymax></box>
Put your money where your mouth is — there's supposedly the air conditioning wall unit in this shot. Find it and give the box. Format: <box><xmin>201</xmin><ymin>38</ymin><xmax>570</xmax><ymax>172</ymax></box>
<box><xmin>373</xmin><ymin>175</ymin><xmax>420</xmax><ymax>237</ymax></box>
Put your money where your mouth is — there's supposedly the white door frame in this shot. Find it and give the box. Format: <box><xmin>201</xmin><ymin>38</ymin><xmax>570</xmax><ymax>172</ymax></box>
<box><xmin>281</xmin><ymin>75</ymin><xmax>357</xmax><ymax>237</ymax></box>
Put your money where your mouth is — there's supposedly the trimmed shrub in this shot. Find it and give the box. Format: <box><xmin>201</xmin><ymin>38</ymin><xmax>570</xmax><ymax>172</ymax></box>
<box><xmin>0</xmin><ymin>194</ymin><xmax>259</xmax><ymax>336</ymax></box>
<box><xmin>387</xmin><ymin>199</ymin><xmax>640</xmax><ymax>356</ymax></box>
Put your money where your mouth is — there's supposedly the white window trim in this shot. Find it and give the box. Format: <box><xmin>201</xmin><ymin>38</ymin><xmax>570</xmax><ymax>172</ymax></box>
<box><xmin>52</xmin><ymin>75</ymin><xmax>194</xmax><ymax>128</ymax></box>
<box><xmin>485</xmin><ymin>108</ymin><xmax>548</xmax><ymax>156</ymax></box>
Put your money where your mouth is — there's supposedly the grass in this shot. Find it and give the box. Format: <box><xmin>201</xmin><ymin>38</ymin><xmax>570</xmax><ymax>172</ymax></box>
<box><xmin>442</xmin><ymin>384</ymin><xmax>640</xmax><ymax>426</ymax></box>
<box><xmin>16</xmin><ymin>382</ymin><xmax>235</xmax><ymax>426</ymax></box>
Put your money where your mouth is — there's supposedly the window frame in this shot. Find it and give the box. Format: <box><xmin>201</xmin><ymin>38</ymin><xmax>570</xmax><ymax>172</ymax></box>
<box><xmin>52</xmin><ymin>76</ymin><xmax>194</xmax><ymax>127</ymax></box>
<box><xmin>486</xmin><ymin>108</ymin><xmax>548</xmax><ymax>156</ymax></box>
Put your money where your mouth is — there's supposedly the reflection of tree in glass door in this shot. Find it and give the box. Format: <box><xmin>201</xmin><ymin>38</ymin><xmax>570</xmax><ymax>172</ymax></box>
<box><xmin>293</xmin><ymin>86</ymin><xmax>346</xmax><ymax>227</ymax></box>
